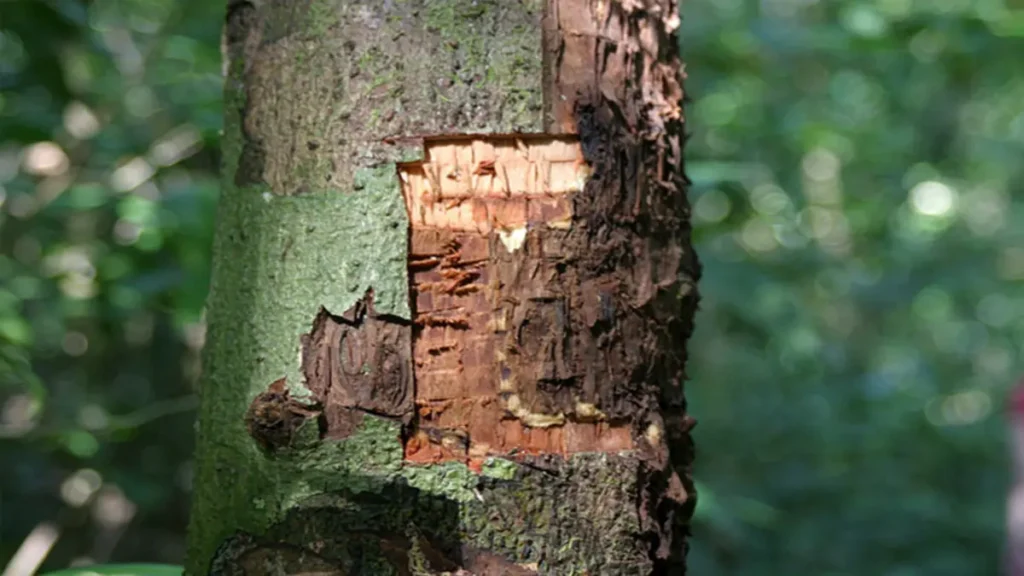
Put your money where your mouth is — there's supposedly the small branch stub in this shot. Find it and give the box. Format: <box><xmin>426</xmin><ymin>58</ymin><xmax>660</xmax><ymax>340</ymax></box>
<box><xmin>244</xmin><ymin>377</ymin><xmax>321</xmax><ymax>454</ymax></box>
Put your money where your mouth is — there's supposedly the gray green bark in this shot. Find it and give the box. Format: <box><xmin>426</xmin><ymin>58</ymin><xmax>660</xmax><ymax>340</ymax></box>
<box><xmin>186</xmin><ymin>1</ymin><xmax>697</xmax><ymax>574</ymax></box>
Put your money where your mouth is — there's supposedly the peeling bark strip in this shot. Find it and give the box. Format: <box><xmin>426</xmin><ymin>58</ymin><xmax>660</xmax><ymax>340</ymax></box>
<box><xmin>300</xmin><ymin>290</ymin><xmax>414</xmax><ymax>440</ymax></box>
<box><xmin>246</xmin><ymin>289</ymin><xmax>416</xmax><ymax>452</ymax></box>
<box><xmin>542</xmin><ymin>0</ymin><xmax>684</xmax><ymax>135</ymax></box>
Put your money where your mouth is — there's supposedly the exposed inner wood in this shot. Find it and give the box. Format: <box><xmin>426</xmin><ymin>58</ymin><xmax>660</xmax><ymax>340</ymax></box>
<box><xmin>399</xmin><ymin>135</ymin><xmax>635</xmax><ymax>470</ymax></box>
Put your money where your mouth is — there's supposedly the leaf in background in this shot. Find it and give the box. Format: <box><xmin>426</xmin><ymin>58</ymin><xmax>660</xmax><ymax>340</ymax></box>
<box><xmin>40</xmin><ymin>565</ymin><xmax>184</xmax><ymax>576</ymax></box>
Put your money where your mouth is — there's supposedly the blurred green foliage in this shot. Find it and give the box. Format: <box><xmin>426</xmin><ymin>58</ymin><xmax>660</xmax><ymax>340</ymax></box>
<box><xmin>0</xmin><ymin>0</ymin><xmax>1021</xmax><ymax>574</ymax></box>
<box><xmin>40</xmin><ymin>565</ymin><xmax>182</xmax><ymax>576</ymax></box>
<box><xmin>0</xmin><ymin>0</ymin><xmax>221</xmax><ymax>570</ymax></box>
<box><xmin>682</xmin><ymin>1</ymin><xmax>1024</xmax><ymax>574</ymax></box>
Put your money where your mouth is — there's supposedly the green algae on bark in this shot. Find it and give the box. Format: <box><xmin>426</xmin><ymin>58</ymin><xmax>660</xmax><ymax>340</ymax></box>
<box><xmin>209</xmin><ymin>452</ymin><xmax>656</xmax><ymax>575</ymax></box>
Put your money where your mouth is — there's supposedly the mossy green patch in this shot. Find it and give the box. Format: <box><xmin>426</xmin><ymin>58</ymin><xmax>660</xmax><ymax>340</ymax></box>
<box><xmin>216</xmin><ymin>179</ymin><xmax>408</xmax><ymax>389</ymax></box>
<box><xmin>419</xmin><ymin>0</ymin><xmax>543</xmax><ymax>128</ymax></box>
<box><xmin>480</xmin><ymin>456</ymin><xmax>519</xmax><ymax>480</ymax></box>
<box><xmin>399</xmin><ymin>462</ymin><xmax>481</xmax><ymax>504</ymax></box>
<box><xmin>423</xmin><ymin>0</ymin><xmax>537</xmax><ymax>83</ymax></box>
<box><xmin>186</xmin><ymin>177</ymin><xmax>410</xmax><ymax>573</ymax></box>
<box><xmin>304</xmin><ymin>0</ymin><xmax>339</xmax><ymax>39</ymax></box>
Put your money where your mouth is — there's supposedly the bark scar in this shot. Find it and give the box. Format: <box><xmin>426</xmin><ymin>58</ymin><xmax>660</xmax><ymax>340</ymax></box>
<box><xmin>399</xmin><ymin>134</ymin><xmax>641</xmax><ymax>467</ymax></box>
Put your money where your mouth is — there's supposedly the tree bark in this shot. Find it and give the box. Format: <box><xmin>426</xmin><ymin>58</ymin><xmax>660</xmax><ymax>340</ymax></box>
<box><xmin>186</xmin><ymin>1</ymin><xmax>699</xmax><ymax>574</ymax></box>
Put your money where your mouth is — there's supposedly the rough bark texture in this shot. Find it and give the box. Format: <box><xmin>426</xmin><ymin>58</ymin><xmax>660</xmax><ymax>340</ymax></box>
<box><xmin>188</xmin><ymin>0</ymin><xmax>697</xmax><ymax>574</ymax></box>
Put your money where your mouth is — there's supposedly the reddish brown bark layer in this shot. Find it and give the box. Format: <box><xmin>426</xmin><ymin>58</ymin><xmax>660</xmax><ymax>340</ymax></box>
<box><xmin>397</xmin><ymin>136</ymin><xmax>639</xmax><ymax>469</ymax></box>
<box><xmin>542</xmin><ymin>0</ymin><xmax>684</xmax><ymax>136</ymax></box>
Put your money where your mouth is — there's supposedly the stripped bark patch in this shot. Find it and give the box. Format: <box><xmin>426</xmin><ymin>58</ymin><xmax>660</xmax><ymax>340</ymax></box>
<box><xmin>300</xmin><ymin>290</ymin><xmax>414</xmax><ymax>440</ymax></box>
<box><xmin>397</xmin><ymin>135</ymin><xmax>638</xmax><ymax>468</ymax></box>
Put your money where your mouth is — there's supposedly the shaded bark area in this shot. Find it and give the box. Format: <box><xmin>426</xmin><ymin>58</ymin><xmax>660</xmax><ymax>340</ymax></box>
<box><xmin>210</xmin><ymin>454</ymin><xmax>654</xmax><ymax>576</ymax></box>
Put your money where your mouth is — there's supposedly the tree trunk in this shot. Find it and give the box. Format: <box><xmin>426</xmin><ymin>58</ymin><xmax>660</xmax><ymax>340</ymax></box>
<box><xmin>186</xmin><ymin>1</ymin><xmax>699</xmax><ymax>574</ymax></box>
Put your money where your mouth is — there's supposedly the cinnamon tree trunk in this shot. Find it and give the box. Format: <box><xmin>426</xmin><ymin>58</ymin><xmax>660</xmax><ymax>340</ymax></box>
<box><xmin>186</xmin><ymin>1</ymin><xmax>699</xmax><ymax>574</ymax></box>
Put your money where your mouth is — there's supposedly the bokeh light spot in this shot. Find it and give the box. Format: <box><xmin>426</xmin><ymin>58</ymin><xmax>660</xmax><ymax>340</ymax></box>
<box><xmin>909</xmin><ymin>180</ymin><xmax>957</xmax><ymax>216</ymax></box>
<box><xmin>694</xmin><ymin>189</ymin><xmax>731</xmax><ymax>224</ymax></box>
<box><xmin>60</xmin><ymin>469</ymin><xmax>103</xmax><ymax>507</ymax></box>
<box><xmin>22</xmin><ymin>142</ymin><xmax>69</xmax><ymax>177</ymax></box>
